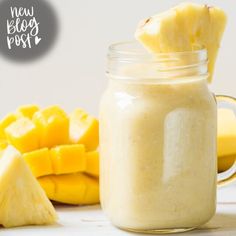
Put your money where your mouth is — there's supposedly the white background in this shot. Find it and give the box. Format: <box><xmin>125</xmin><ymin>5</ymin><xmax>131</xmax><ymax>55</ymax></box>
<box><xmin>0</xmin><ymin>0</ymin><xmax>235</xmax><ymax>116</ymax></box>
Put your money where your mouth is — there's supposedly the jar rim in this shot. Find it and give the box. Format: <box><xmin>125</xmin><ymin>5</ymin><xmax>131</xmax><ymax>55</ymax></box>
<box><xmin>108</xmin><ymin>40</ymin><xmax>207</xmax><ymax>61</ymax></box>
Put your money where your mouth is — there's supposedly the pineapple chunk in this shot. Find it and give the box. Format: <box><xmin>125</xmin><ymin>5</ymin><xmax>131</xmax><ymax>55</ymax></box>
<box><xmin>38</xmin><ymin>173</ymin><xmax>99</xmax><ymax>205</ymax></box>
<box><xmin>86</xmin><ymin>151</ymin><xmax>99</xmax><ymax>177</ymax></box>
<box><xmin>50</xmin><ymin>144</ymin><xmax>86</xmax><ymax>175</ymax></box>
<box><xmin>33</xmin><ymin>106</ymin><xmax>69</xmax><ymax>148</ymax></box>
<box><xmin>69</xmin><ymin>109</ymin><xmax>99</xmax><ymax>151</ymax></box>
<box><xmin>5</xmin><ymin>117</ymin><xmax>39</xmax><ymax>153</ymax></box>
<box><xmin>23</xmin><ymin>148</ymin><xmax>53</xmax><ymax>177</ymax></box>
<box><xmin>17</xmin><ymin>104</ymin><xmax>39</xmax><ymax>119</ymax></box>
<box><xmin>135</xmin><ymin>3</ymin><xmax>227</xmax><ymax>82</ymax></box>
<box><xmin>0</xmin><ymin>113</ymin><xmax>18</xmax><ymax>138</ymax></box>
<box><xmin>217</xmin><ymin>108</ymin><xmax>236</xmax><ymax>157</ymax></box>
<box><xmin>0</xmin><ymin>146</ymin><xmax>57</xmax><ymax>227</ymax></box>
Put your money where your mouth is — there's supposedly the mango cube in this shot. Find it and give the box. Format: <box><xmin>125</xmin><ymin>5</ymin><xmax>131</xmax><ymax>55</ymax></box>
<box><xmin>86</xmin><ymin>151</ymin><xmax>99</xmax><ymax>177</ymax></box>
<box><xmin>0</xmin><ymin>113</ymin><xmax>18</xmax><ymax>138</ymax></box>
<box><xmin>38</xmin><ymin>173</ymin><xmax>99</xmax><ymax>205</ymax></box>
<box><xmin>69</xmin><ymin>109</ymin><xmax>99</xmax><ymax>151</ymax></box>
<box><xmin>50</xmin><ymin>144</ymin><xmax>86</xmax><ymax>175</ymax></box>
<box><xmin>5</xmin><ymin>118</ymin><xmax>39</xmax><ymax>153</ymax></box>
<box><xmin>17</xmin><ymin>105</ymin><xmax>39</xmax><ymax>119</ymax></box>
<box><xmin>23</xmin><ymin>148</ymin><xmax>53</xmax><ymax>177</ymax></box>
<box><xmin>217</xmin><ymin>108</ymin><xmax>236</xmax><ymax>156</ymax></box>
<box><xmin>33</xmin><ymin>106</ymin><xmax>69</xmax><ymax>148</ymax></box>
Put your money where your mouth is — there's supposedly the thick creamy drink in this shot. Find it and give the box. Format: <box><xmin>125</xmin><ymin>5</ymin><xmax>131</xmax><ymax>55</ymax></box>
<box><xmin>100</xmin><ymin>42</ymin><xmax>217</xmax><ymax>233</ymax></box>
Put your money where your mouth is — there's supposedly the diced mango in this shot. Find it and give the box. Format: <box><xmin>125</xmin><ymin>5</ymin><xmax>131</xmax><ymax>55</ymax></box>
<box><xmin>17</xmin><ymin>105</ymin><xmax>39</xmax><ymax>119</ymax></box>
<box><xmin>38</xmin><ymin>173</ymin><xmax>99</xmax><ymax>205</ymax></box>
<box><xmin>69</xmin><ymin>109</ymin><xmax>99</xmax><ymax>151</ymax></box>
<box><xmin>33</xmin><ymin>106</ymin><xmax>69</xmax><ymax>148</ymax></box>
<box><xmin>217</xmin><ymin>108</ymin><xmax>236</xmax><ymax>157</ymax></box>
<box><xmin>218</xmin><ymin>155</ymin><xmax>236</xmax><ymax>173</ymax></box>
<box><xmin>86</xmin><ymin>151</ymin><xmax>99</xmax><ymax>177</ymax></box>
<box><xmin>50</xmin><ymin>144</ymin><xmax>86</xmax><ymax>175</ymax></box>
<box><xmin>23</xmin><ymin>148</ymin><xmax>53</xmax><ymax>177</ymax></box>
<box><xmin>0</xmin><ymin>113</ymin><xmax>18</xmax><ymax>138</ymax></box>
<box><xmin>5</xmin><ymin>118</ymin><xmax>39</xmax><ymax>153</ymax></box>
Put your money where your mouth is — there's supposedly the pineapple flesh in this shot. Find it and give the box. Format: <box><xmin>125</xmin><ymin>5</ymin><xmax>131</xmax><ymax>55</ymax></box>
<box><xmin>135</xmin><ymin>2</ymin><xmax>227</xmax><ymax>82</ymax></box>
<box><xmin>0</xmin><ymin>146</ymin><xmax>57</xmax><ymax>228</ymax></box>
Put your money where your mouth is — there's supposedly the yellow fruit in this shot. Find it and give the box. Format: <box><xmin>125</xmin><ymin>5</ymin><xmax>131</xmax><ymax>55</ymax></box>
<box><xmin>38</xmin><ymin>173</ymin><xmax>99</xmax><ymax>205</ymax></box>
<box><xmin>0</xmin><ymin>146</ymin><xmax>57</xmax><ymax>228</ymax></box>
<box><xmin>218</xmin><ymin>155</ymin><xmax>236</xmax><ymax>173</ymax></box>
<box><xmin>69</xmin><ymin>109</ymin><xmax>99</xmax><ymax>151</ymax></box>
<box><xmin>23</xmin><ymin>148</ymin><xmax>53</xmax><ymax>177</ymax></box>
<box><xmin>217</xmin><ymin>108</ymin><xmax>236</xmax><ymax>157</ymax></box>
<box><xmin>17</xmin><ymin>105</ymin><xmax>39</xmax><ymax>119</ymax></box>
<box><xmin>33</xmin><ymin>106</ymin><xmax>69</xmax><ymax>148</ymax></box>
<box><xmin>86</xmin><ymin>151</ymin><xmax>99</xmax><ymax>177</ymax></box>
<box><xmin>50</xmin><ymin>144</ymin><xmax>86</xmax><ymax>175</ymax></box>
<box><xmin>5</xmin><ymin>117</ymin><xmax>39</xmax><ymax>153</ymax></box>
<box><xmin>0</xmin><ymin>113</ymin><xmax>18</xmax><ymax>138</ymax></box>
<box><xmin>135</xmin><ymin>3</ymin><xmax>227</xmax><ymax>82</ymax></box>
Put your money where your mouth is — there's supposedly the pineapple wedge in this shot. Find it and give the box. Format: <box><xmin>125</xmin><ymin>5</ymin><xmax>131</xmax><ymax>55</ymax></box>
<box><xmin>135</xmin><ymin>2</ymin><xmax>227</xmax><ymax>82</ymax></box>
<box><xmin>0</xmin><ymin>146</ymin><xmax>57</xmax><ymax>228</ymax></box>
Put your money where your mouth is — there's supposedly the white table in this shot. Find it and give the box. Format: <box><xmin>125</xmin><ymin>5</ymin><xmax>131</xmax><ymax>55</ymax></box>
<box><xmin>1</xmin><ymin>184</ymin><xmax>236</xmax><ymax>236</ymax></box>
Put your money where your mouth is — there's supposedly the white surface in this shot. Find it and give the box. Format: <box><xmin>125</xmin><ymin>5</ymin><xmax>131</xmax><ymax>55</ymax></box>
<box><xmin>0</xmin><ymin>0</ymin><xmax>235</xmax><ymax>116</ymax></box>
<box><xmin>0</xmin><ymin>186</ymin><xmax>236</xmax><ymax>236</ymax></box>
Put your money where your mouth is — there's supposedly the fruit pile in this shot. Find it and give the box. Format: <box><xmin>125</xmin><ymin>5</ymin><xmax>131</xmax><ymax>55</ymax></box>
<box><xmin>0</xmin><ymin>105</ymin><xmax>99</xmax><ymax>205</ymax></box>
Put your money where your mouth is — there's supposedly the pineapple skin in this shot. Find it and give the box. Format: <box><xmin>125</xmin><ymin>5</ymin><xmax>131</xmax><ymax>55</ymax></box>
<box><xmin>0</xmin><ymin>146</ymin><xmax>57</xmax><ymax>228</ymax></box>
<box><xmin>135</xmin><ymin>3</ymin><xmax>227</xmax><ymax>82</ymax></box>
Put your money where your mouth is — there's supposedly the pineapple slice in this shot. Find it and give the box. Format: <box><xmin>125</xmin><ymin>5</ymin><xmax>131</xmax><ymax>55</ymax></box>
<box><xmin>135</xmin><ymin>3</ymin><xmax>227</xmax><ymax>82</ymax></box>
<box><xmin>0</xmin><ymin>146</ymin><xmax>57</xmax><ymax>227</ymax></box>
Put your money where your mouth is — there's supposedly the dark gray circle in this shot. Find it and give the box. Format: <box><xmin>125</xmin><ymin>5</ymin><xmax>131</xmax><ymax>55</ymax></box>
<box><xmin>0</xmin><ymin>0</ymin><xmax>58</xmax><ymax>62</ymax></box>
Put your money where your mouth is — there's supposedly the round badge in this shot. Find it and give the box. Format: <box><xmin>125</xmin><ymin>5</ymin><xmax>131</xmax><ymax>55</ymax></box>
<box><xmin>0</xmin><ymin>0</ymin><xmax>58</xmax><ymax>62</ymax></box>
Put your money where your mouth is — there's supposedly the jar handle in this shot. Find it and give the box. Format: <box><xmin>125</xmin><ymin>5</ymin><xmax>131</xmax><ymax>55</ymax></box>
<box><xmin>216</xmin><ymin>95</ymin><xmax>236</xmax><ymax>186</ymax></box>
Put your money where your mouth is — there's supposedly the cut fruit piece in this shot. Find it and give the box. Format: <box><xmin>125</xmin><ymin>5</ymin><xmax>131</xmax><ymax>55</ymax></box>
<box><xmin>135</xmin><ymin>3</ymin><xmax>227</xmax><ymax>82</ymax></box>
<box><xmin>23</xmin><ymin>148</ymin><xmax>53</xmax><ymax>177</ymax></box>
<box><xmin>217</xmin><ymin>108</ymin><xmax>236</xmax><ymax>157</ymax></box>
<box><xmin>50</xmin><ymin>144</ymin><xmax>86</xmax><ymax>175</ymax></box>
<box><xmin>33</xmin><ymin>106</ymin><xmax>69</xmax><ymax>148</ymax></box>
<box><xmin>38</xmin><ymin>173</ymin><xmax>99</xmax><ymax>205</ymax></box>
<box><xmin>5</xmin><ymin>117</ymin><xmax>39</xmax><ymax>153</ymax></box>
<box><xmin>218</xmin><ymin>154</ymin><xmax>236</xmax><ymax>173</ymax></box>
<box><xmin>0</xmin><ymin>113</ymin><xmax>18</xmax><ymax>138</ymax></box>
<box><xmin>86</xmin><ymin>151</ymin><xmax>99</xmax><ymax>177</ymax></box>
<box><xmin>17</xmin><ymin>105</ymin><xmax>40</xmax><ymax>119</ymax></box>
<box><xmin>0</xmin><ymin>146</ymin><xmax>57</xmax><ymax>228</ymax></box>
<box><xmin>69</xmin><ymin>108</ymin><xmax>99</xmax><ymax>151</ymax></box>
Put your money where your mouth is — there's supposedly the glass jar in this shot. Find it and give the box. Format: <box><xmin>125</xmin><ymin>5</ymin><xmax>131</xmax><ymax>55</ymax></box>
<box><xmin>99</xmin><ymin>41</ymin><xmax>235</xmax><ymax>234</ymax></box>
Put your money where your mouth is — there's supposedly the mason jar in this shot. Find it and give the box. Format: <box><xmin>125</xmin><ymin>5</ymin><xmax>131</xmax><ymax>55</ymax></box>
<box><xmin>99</xmin><ymin>41</ymin><xmax>236</xmax><ymax>234</ymax></box>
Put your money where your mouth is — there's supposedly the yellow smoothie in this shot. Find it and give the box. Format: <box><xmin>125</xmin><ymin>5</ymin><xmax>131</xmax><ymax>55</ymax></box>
<box><xmin>100</xmin><ymin>76</ymin><xmax>217</xmax><ymax>230</ymax></box>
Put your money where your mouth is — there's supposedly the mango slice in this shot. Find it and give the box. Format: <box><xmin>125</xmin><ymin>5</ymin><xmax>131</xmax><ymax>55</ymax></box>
<box><xmin>38</xmin><ymin>173</ymin><xmax>99</xmax><ymax>205</ymax></box>
<box><xmin>17</xmin><ymin>105</ymin><xmax>39</xmax><ymax>119</ymax></box>
<box><xmin>5</xmin><ymin>118</ymin><xmax>39</xmax><ymax>153</ymax></box>
<box><xmin>218</xmin><ymin>154</ymin><xmax>236</xmax><ymax>173</ymax></box>
<box><xmin>86</xmin><ymin>151</ymin><xmax>99</xmax><ymax>177</ymax></box>
<box><xmin>33</xmin><ymin>106</ymin><xmax>69</xmax><ymax>148</ymax></box>
<box><xmin>217</xmin><ymin>108</ymin><xmax>236</xmax><ymax>157</ymax></box>
<box><xmin>69</xmin><ymin>109</ymin><xmax>99</xmax><ymax>151</ymax></box>
<box><xmin>23</xmin><ymin>148</ymin><xmax>53</xmax><ymax>177</ymax></box>
<box><xmin>50</xmin><ymin>144</ymin><xmax>86</xmax><ymax>175</ymax></box>
<box><xmin>0</xmin><ymin>113</ymin><xmax>18</xmax><ymax>139</ymax></box>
